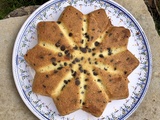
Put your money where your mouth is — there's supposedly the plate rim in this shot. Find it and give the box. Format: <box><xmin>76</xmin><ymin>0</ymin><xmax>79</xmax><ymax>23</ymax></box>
<box><xmin>12</xmin><ymin>0</ymin><xmax>152</xmax><ymax>120</ymax></box>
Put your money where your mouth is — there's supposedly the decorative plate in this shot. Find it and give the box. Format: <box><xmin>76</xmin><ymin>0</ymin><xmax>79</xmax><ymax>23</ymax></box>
<box><xmin>12</xmin><ymin>0</ymin><xmax>152</xmax><ymax>120</ymax></box>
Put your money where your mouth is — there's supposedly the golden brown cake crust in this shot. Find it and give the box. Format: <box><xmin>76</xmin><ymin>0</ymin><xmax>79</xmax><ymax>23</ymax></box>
<box><xmin>53</xmin><ymin>77</ymin><xmax>81</xmax><ymax>115</ymax></box>
<box><xmin>101</xmin><ymin>26</ymin><xmax>130</xmax><ymax>48</ymax></box>
<box><xmin>82</xmin><ymin>75</ymin><xmax>109</xmax><ymax>117</ymax></box>
<box><xmin>24</xmin><ymin>6</ymin><xmax>139</xmax><ymax>117</ymax></box>
<box><xmin>58</xmin><ymin>6</ymin><xmax>83</xmax><ymax>46</ymax></box>
<box><xmin>87</xmin><ymin>9</ymin><xmax>111</xmax><ymax>43</ymax></box>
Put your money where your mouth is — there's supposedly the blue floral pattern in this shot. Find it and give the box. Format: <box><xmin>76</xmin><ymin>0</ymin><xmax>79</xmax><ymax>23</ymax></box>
<box><xmin>12</xmin><ymin>0</ymin><xmax>152</xmax><ymax>120</ymax></box>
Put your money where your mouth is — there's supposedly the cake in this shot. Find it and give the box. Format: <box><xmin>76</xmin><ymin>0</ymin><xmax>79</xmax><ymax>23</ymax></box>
<box><xmin>24</xmin><ymin>6</ymin><xmax>139</xmax><ymax>117</ymax></box>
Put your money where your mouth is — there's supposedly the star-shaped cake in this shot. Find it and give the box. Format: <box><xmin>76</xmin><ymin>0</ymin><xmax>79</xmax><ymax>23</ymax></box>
<box><xmin>24</xmin><ymin>6</ymin><xmax>139</xmax><ymax>117</ymax></box>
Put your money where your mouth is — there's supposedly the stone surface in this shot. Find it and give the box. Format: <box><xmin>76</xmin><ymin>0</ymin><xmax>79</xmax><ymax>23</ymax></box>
<box><xmin>0</xmin><ymin>0</ymin><xmax>160</xmax><ymax>120</ymax></box>
<box><xmin>0</xmin><ymin>16</ymin><xmax>38</xmax><ymax>120</ymax></box>
<box><xmin>5</xmin><ymin>5</ymin><xmax>39</xmax><ymax>18</ymax></box>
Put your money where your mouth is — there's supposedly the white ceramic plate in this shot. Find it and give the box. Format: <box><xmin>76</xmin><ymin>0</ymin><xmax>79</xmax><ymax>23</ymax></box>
<box><xmin>12</xmin><ymin>0</ymin><xmax>152</xmax><ymax>120</ymax></box>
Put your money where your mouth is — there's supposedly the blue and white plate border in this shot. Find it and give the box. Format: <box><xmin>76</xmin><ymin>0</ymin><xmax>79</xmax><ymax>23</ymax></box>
<box><xmin>12</xmin><ymin>0</ymin><xmax>152</xmax><ymax>120</ymax></box>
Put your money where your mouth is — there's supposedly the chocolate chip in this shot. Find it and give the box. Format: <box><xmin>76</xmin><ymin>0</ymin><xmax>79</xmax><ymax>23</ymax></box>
<box><xmin>82</xmin><ymin>28</ymin><xmax>84</xmax><ymax>31</ymax></box>
<box><xmin>79</xmin><ymin>66</ymin><xmax>84</xmax><ymax>73</ymax></box>
<box><xmin>58</xmin><ymin>52</ymin><xmax>63</xmax><ymax>57</ymax></box>
<box><xmin>94</xmin><ymin>41</ymin><xmax>100</xmax><ymax>46</ymax></box>
<box><xmin>43</xmin><ymin>85</ymin><xmax>46</xmax><ymax>88</ymax></box>
<box><xmin>78</xmin><ymin>64</ymin><xmax>82</xmax><ymax>67</ymax></box>
<box><xmin>66</xmin><ymin>53</ymin><xmax>73</xmax><ymax>59</ymax></box>
<box><xmin>92</xmin><ymin>53</ymin><xmax>96</xmax><ymax>56</ymax></box>
<box><xmin>66</xmin><ymin>52</ymin><xmax>70</xmax><ymax>58</ymax></box>
<box><xmin>80</xmin><ymin>99</ymin><xmax>82</xmax><ymax>103</ymax></box>
<box><xmin>98</xmin><ymin>90</ymin><xmax>102</xmax><ymax>93</ymax></box>
<box><xmin>114</xmin><ymin>67</ymin><xmax>117</xmax><ymax>70</ymax></box>
<box><xmin>126</xmin><ymin>57</ymin><xmax>130</xmax><ymax>61</ymax></box>
<box><xmin>73</xmin><ymin>45</ymin><xmax>78</xmax><ymax>50</ymax></box>
<box><xmin>88</xmin><ymin>48</ymin><xmax>91</xmax><ymax>52</ymax></box>
<box><xmin>64</xmin><ymin>62</ymin><xmax>67</xmax><ymax>66</ymax></box>
<box><xmin>107</xmin><ymin>48</ymin><xmax>112</xmax><ymax>55</ymax></box>
<box><xmin>82</xmin><ymin>102</ymin><xmax>85</xmax><ymax>105</ymax></box>
<box><xmin>75</xmin><ymin>78</ymin><xmax>80</xmax><ymax>86</ymax></box>
<box><xmin>40</xmin><ymin>56</ymin><xmax>44</xmax><ymax>59</ymax></box>
<box><xmin>95</xmin><ymin>61</ymin><xmax>98</xmax><ymax>65</ymax></box>
<box><xmin>51</xmin><ymin>57</ymin><xmax>56</xmax><ymax>62</ymax></box>
<box><xmin>97</xmin><ymin>79</ymin><xmax>101</xmax><ymax>82</ymax></box>
<box><xmin>33</xmin><ymin>63</ymin><xmax>36</xmax><ymax>66</ymax></box>
<box><xmin>104</xmin><ymin>68</ymin><xmax>107</xmax><ymax>71</ymax></box>
<box><xmin>83</xmin><ymin>70</ymin><xmax>87</xmax><ymax>74</ymax></box>
<box><xmin>81</xmin><ymin>39</ymin><xmax>84</xmax><ymax>44</ymax></box>
<box><xmin>52</xmin><ymin>62</ymin><xmax>57</xmax><ymax>66</ymax></box>
<box><xmin>72</xmin><ymin>60</ymin><xmax>76</xmax><ymax>64</ymax></box>
<box><xmin>64</xmin><ymin>50</ymin><xmax>69</xmax><ymax>54</ymax></box>
<box><xmin>60</xmin><ymin>45</ymin><xmax>65</xmax><ymax>51</ymax></box>
<box><xmin>57</xmin><ymin>67</ymin><xmax>63</xmax><ymax>70</ymax></box>
<box><xmin>92</xmin><ymin>48</ymin><xmax>96</xmax><ymax>51</ymax></box>
<box><xmin>71</xmin><ymin>69</ymin><xmax>74</xmax><ymax>73</ymax></box>
<box><xmin>72</xmin><ymin>71</ymin><xmax>77</xmax><ymax>77</ymax></box>
<box><xmin>99</xmin><ymin>54</ymin><xmax>104</xmax><ymax>58</ymax></box>
<box><xmin>84</xmin><ymin>85</ymin><xmax>87</xmax><ymax>89</ymax></box>
<box><xmin>57</xmin><ymin>21</ymin><xmax>61</xmax><ymax>24</ymax></box>
<box><xmin>93</xmin><ymin>71</ymin><xmax>98</xmax><ymax>76</ymax></box>
<box><xmin>85</xmin><ymin>78</ymin><xmax>89</xmax><ymax>81</ymax></box>
<box><xmin>69</xmin><ymin>33</ymin><xmax>73</xmax><ymax>37</ymax></box>
<box><xmin>80</xmin><ymin>47</ymin><xmax>87</xmax><ymax>53</ymax></box>
<box><xmin>81</xmin><ymin>57</ymin><xmax>84</xmax><ymax>60</ymax></box>
<box><xmin>69</xmin><ymin>63</ymin><xmax>72</xmax><ymax>67</ymax></box>
<box><xmin>75</xmin><ymin>58</ymin><xmax>80</xmax><ymax>62</ymax></box>
<box><xmin>64</xmin><ymin>80</ymin><xmax>68</xmax><ymax>84</ymax></box>
<box><xmin>92</xmin><ymin>28</ymin><xmax>95</xmax><ymax>31</ymax></box>
<box><xmin>55</xmin><ymin>41</ymin><xmax>60</xmax><ymax>47</ymax></box>
<box><xmin>84</xmin><ymin>19</ymin><xmax>86</xmax><ymax>22</ymax></box>
<box><xmin>84</xmin><ymin>33</ymin><xmax>90</xmax><ymax>40</ymax></box>
<box><xmin>124</xmin><ymin>71</ymin><xmax>127</xmax><ymax>75</ymax></box>
<box><xmin>81</xmin><ymin>91</ymin><xmax>84</xmax><ymax>94</ymax></box>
